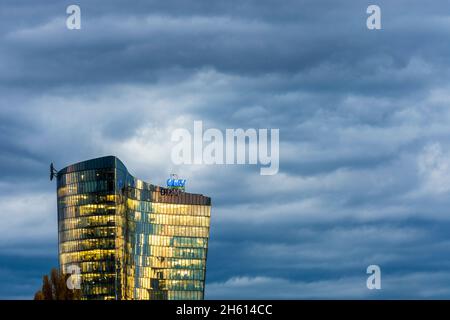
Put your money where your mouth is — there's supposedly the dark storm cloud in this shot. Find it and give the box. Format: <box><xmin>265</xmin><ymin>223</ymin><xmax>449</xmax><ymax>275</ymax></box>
<box><xmin>1</xmin><ymin>0</ymin><xmax>449</xmax><ymax>94</ymax></box>
<box><xmin>2</xmin><ymin>0</ymin><xmax>450</xmax><ymax>299</ymax></box>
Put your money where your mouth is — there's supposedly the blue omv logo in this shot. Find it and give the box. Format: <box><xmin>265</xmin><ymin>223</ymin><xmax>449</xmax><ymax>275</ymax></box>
<box><xmin>167</xmin><ymin>178</ymin><xmax>186</xmax><ymax>188</ymax></box>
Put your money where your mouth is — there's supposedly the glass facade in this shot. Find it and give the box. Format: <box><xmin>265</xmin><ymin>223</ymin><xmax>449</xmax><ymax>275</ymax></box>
<box><xmin>56</xmin><ymin>156</ymin><xmax>211</xmax><ymax>300</ymax></box>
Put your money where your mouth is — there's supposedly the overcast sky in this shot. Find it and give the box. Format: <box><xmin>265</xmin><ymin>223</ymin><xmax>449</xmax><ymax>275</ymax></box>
<box><xmin>2</xmin><ymin>0</ymin><xmax>450</xmax><ymax>299</ymax></box>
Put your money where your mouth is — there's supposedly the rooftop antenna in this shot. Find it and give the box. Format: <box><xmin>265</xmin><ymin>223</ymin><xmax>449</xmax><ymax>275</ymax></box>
<box><xmin>50</xmin><ymin>162</ymin><xmax>58</xmax><ymax>181</ymax></box>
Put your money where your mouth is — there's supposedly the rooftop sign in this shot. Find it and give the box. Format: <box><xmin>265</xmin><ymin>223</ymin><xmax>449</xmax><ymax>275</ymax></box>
<box><xmin>166</xmin><ymin>174</ymin><xmax>186</xmax><ymax>191</ymax></box>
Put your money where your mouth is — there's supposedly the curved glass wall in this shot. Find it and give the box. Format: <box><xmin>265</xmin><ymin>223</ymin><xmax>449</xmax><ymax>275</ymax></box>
<box><xmin>56</xmin><ymin>156</ymin><xmax>211</xmax><ymax>300</ymax></box>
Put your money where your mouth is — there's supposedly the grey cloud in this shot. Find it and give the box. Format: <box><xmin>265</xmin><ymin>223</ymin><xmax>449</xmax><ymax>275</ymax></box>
<box><xmin>206</xmin><ymin>272</ymin><xmax>450</xmax><ymax>299</ymax></box>
<box><xmin>1</xmin><ymin>0</ymin><xmax>449</xmax><ymax>94</ymax></box>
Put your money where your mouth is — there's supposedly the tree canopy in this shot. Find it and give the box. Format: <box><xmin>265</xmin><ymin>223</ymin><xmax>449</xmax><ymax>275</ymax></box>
<box><xmin>34</xmin><ymin>268</ymin><xmax>81</xmax><ymax>300</ymax></box>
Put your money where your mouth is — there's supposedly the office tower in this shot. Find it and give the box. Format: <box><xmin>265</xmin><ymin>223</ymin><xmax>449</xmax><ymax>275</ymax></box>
<box><xmin>56</xmin><ymin>156</ymin><xmax>211</xmax><ymax>299</ymax></box>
